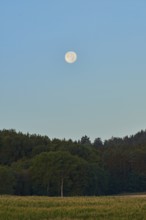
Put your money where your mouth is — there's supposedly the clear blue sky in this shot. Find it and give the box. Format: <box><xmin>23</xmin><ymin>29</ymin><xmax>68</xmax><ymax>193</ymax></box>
<box><xmin>0</xmin><ymin>0</ymin><xmax>146</xmax><ymax>141</ymax></box>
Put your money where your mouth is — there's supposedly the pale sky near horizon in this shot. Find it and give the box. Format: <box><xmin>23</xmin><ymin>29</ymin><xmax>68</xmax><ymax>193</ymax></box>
<box><xmin>0</xmin><ymin>0</ymin><xmax>146</xmax><ymax>141</ymax></box>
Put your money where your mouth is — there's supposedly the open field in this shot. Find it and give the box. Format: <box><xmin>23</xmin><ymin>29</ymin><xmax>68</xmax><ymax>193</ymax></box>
<box><xmin>0</xmin><ymin>195</ymin><xmax>146</xmax><ymax>220</ymax></box>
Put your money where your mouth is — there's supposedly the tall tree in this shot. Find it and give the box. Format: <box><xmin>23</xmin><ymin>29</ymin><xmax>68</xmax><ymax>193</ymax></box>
<box><xmin>31</xmin><ymin>151</ymin><xmax>85</xmax><ymax>197</ymax></box>
<box><xmin>80</xmin><ymin>135</ymin><xmax>91</xmax><ymax>146</ymax></box>
<box><xmin>0</xmin><ymin>165</ymin><xmax>16</xmax><ymax>194</ymax></box>
<box><xmin>93</xmin><ymin>138</ymin><xmax>103</xmax><ymax>148</ymax></box>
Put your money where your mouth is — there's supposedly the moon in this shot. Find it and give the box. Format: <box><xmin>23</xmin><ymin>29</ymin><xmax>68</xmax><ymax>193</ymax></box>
<box><xmin>65</xmin><ymin>51</ymin><xmax>77</xmax><ymax>64</ymax></box>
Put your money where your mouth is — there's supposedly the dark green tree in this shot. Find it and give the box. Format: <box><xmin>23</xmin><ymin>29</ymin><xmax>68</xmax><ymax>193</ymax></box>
<box><xmin>0</xmin><ymin>165</ymin><xmax>16</xmax><ymax>194</ymax></box>
<box><xmin>93</xmin><ymin>138</ymin><xmax>103</xmax><ymax>148</ymax></box>
<box><xmin>80</xmin><ymin>135</ymin><xmax>91</xmax><ymax>146</ymax></box>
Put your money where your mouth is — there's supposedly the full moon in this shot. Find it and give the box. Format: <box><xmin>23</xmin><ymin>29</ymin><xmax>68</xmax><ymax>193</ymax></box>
<box><xmin>65</xmin><ymin>51</ymin><xmax>77</xmax><ymax>64</ymax></box>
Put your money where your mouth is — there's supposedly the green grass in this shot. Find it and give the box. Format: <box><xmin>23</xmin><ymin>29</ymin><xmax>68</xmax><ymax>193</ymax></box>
<box><xmin>0</xmin><ymin>195</ymin><xmax>146</xmax><ymax>220</ymax></box>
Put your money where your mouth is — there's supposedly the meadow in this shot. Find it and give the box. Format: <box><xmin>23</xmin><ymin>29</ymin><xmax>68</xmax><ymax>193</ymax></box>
<box><xmin>0</xmin><ymin>195</ymin><xmax>146</xmax><ymax>220</ymax></box>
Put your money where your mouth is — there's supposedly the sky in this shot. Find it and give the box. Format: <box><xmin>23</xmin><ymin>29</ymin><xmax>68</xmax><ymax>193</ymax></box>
<box><xmin>0</xmin><ymin>0</ymin><xmax>146</xmax><ymax>141</ymax></box>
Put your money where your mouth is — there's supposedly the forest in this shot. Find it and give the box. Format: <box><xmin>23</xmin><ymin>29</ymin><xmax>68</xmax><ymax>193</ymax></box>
<box><xmin>0</xmin><ymin>129</ymin><xmax>146</xmax><ymax>197</ymax></box>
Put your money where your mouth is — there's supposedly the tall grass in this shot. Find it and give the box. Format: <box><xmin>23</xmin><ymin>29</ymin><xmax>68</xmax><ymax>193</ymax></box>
<box><xmin>0</xmin><ymin>195</ymin><xmax>146</xmax><ymax>219</ymax></box>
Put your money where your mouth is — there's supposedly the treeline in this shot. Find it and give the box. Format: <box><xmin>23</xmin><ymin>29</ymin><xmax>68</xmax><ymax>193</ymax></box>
<box><xmin>0</xmin><ymin>129</ymin><xmax>146</xmax><ymax>196</ymax></box>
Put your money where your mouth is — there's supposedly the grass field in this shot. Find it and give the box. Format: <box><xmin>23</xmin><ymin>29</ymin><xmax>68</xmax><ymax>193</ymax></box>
<box><xmin>0</xmin><ymin>195</ymin><xmax>146</xmax><ymax>220</ymax></box>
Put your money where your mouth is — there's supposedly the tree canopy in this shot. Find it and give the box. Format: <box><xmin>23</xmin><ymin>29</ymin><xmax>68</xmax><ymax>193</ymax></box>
<box><xmin>0</xmin><ymin>129</ymin><xmax>146</xmax><ymax>196</ymax></box>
